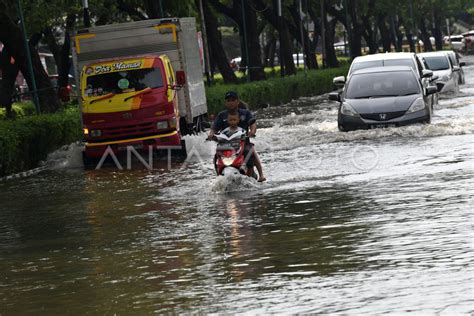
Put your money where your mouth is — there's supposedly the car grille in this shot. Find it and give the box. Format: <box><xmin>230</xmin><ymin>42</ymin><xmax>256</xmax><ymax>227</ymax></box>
<box><xmin>360</xmin><ymin>111</ymin><xmax>406</xmax><ymax>121</ymax></box>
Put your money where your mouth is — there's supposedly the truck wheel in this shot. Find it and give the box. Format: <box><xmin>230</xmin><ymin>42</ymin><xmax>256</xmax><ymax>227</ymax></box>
<box><xmin>82</xmin><ymin>152</ymin><xmax>98</xmax><ymax>169</ymax></box>
<box><xmin>173</xmin><ymin>139</ymin><xmax>187</xmax><ymax>159</ymax></box>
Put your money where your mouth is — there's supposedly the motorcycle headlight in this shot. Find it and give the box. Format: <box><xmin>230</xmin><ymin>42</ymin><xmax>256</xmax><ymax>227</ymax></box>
<box><xmin>407</xmin><ymin>97</ymin><xmax>425</xmax><ymax>113</ymax></box>
<box><xmin>340</xmin><ymin>102</ymin><xmax>359</xmax><ymax>117</ymax></box>
<box><xmin>222</xmin><ymin>157</ymin><xmax>234</xmax><ymax>166</ymax></box>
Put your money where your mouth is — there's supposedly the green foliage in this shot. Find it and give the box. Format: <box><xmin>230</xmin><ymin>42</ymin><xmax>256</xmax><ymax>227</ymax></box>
<box><xmin>205</xmin><ymin>66</ymin><xmax>350</xmax><ymax>114</ymax></box>
<box><xmin>0</xmin><ymin>107</ymin><xmax>81</xmax><ymax>176</ymax></box>
<box><xmin>0</xmin><ymin>102</ymin><xmax>36</xmax><ymax>119</ymax></box>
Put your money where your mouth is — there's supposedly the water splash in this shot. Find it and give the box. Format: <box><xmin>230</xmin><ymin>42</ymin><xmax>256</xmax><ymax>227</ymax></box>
<box><xmin>211</xmin><ymin>173</ymin><xmax>261</xmax><ymax>194</ymax></box>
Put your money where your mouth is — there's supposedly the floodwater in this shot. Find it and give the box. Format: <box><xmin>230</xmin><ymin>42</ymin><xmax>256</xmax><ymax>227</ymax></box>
<box><xmin>1</xmin><ymin>57</ymin><xmax>473</xmax><ymax>314</ymax></box>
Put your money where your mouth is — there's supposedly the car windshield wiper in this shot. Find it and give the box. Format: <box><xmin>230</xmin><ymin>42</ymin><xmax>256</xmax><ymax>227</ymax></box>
<box><xmin>90</xmin><ymin>92</ymin><xmax>115</xmax><ymax>104</ymax></box>
<box><xmin>124</xmin><ymin>87</ymin><xmax>152</xmax><ymax>101</ymax></box>
<box><xmin>398</xmin><ymin>92</ymin><xmax>419</xmax><ymax>96</ymax></box>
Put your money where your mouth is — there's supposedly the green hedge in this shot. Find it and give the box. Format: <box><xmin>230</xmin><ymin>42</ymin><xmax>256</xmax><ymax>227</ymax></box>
<box><xmin>0</xmin><ymin>108</ymin><xmax>82</xmax><ymax>176</ymax></box>
<box><xmin>205</xmin><ymin>66</ymin><xmax>349</xmax><ymax>114</ymax></box>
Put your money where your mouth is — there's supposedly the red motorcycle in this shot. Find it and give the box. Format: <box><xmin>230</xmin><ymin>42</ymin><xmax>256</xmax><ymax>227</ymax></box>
<box><xmin>212</xmin><ymin>130</ymin><xmax>257</xmax><ymax>179</ymax></box>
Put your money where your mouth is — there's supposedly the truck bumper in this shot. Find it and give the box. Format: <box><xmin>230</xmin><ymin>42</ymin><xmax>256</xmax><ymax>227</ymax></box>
<box><xmin>84</xmin><ymin>131</ymin><xmax>181</xmax><ymax>158</ymax></box>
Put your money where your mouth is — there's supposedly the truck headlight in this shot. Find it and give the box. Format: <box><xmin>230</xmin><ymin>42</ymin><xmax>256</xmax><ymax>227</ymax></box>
<box><xmin>90</xmin><ymin>129</ymin><xmax>102</xmax><ymax>137</ymax></box>
<box><xmin>156</xmin><ymin>121</ymin><xmax>168</xmax><ymax>130</ymax></box>
<box><xmin>407</xmin><ymin>98</ymin><xmax>425</xmax><ymax>113</ymax></box>
<box><xmin>168</xmin><ymin>117</ymin><xmax>177</xmax><ymax>129</ymax></box>
<box><xmin>340</xmin><ymin>102</ymin><xmax>359</xmax><ymax>116</ymax></box>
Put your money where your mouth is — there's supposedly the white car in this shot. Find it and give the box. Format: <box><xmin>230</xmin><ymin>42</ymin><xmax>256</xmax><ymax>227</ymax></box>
<box><xmin>445</xmin><ymin>50</ymin><xmax>465</xmax><ymax>85</ymax></box>
<box><xmin>418</xmin><ymin>51</ymin><xmax>461</xmax><ymax>94</ymax></box>
<box><xmin>443</xmin><ymin>35</ymin><xmax>466</xmax><ymax>52</ymax></box>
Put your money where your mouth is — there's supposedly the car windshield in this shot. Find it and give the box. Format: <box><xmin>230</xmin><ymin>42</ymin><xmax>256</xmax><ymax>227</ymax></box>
<box><xmin>350</xmin><ymin>58</ymin><xmax>415</xmax><ymax>74</ymax></box>
<box><xmin>423</xmin><ymin>56</ymin><xmax>450</xmax><ymax>71</ymax></box>
<box><xmin>346</xmin><ymin>71</ymin><xmax>420</xmax><ymax>99</ymax></box>
<box><xmin>85</xmin><ymin>67</ymin><xmax>163</xmax><ymax>97</ymax></box>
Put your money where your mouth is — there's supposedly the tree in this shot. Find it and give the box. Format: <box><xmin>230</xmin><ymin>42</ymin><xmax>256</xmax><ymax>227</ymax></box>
<box><xmin>0</xmin><ymin>0</ymin><xmax>60</xmax><ymax>113</ymax></box>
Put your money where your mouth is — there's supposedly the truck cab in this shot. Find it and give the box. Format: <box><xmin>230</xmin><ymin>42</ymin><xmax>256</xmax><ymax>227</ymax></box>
<box><xmin>81</xmin><ymin>56</ymin><xmax>184</xmax><ymax>157</ymax></box>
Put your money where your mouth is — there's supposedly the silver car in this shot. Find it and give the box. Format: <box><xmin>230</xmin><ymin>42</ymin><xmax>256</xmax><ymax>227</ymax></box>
<box><xmin>418</xmin><ymin>51</ymin><xmax>461</xmax><ymax>93</ymax></box>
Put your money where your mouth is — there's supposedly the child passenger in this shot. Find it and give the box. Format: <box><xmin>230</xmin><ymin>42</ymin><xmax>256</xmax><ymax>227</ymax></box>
<box><xmin>222</xmin><ymin>112</ymin><xmax>266</xmax><ymax>182</ymax></box>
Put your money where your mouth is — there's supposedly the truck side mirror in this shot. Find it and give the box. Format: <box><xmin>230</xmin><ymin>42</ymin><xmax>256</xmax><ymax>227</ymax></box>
<box><xmin>459</xmin><ymin>62</ymin><xmax>465</xmax><ymax>67</ymax></box>
<box><xmin>176</xmin><ymin>70</ymin><xmax>186</xmax><ymax>85</ymax></box>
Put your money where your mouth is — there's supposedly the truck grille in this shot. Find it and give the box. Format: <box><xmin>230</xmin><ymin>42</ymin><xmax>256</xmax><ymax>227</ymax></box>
<box><xmin>102</xmin><ymin>121</ymin><xmax>156</xmax><ymax>139</ymax></box>
<box><xmin>360</xmin><ymin>111</ymin><xmax>406</xmax><ymax>121</ymax></box>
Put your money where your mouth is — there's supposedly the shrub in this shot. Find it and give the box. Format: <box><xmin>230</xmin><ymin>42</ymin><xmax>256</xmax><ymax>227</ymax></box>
<box><xmin>205</xmin><ymin>66</ymin><xmax>349</xmax><ymax>114</ymax></box>
<box><xmin>0</xmin><ymin>108</ymin><xmax>82</xmax><ymax>176</ymax></box>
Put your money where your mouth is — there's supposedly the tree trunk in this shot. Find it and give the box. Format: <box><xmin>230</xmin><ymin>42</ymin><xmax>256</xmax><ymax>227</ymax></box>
<box><xmin>377</xmin><ymin>15</ymin><xmax>392</xmax><ymax>52</ymax></box>
<box><xmin>263</xmin><ymin>30</ymin><xmax>277</xmax><ymax>67</ymax></box>
<box><xmin>404</xmin><ymin>21</ymin><xmax>416</xmax><ymax>52</ymax></box>
<box><xmin>419</xmin><ymin>18</ymin><xmax>433</xmax><ymax>52</ymax></box>
<box><xmin>288</xmin><ymin>1</ymin><xmax>317</xmax><ymax>69</ymax></box>
<box><xmin>0</xmin><ymin>47</ymin><xmax>18</xmax><ymax>118</ymax></box>
<box><xmin>348</xmin><ymin>1</ymin><xmax>362</xmax><ymax>58</ymax></box>
<box><xmin>325</xmin><ymin>16</ymin><xmax>339</xmax><ymax>68</ymax></box>
<box><xmin>363</xmin><ymin>18</ymin><xmax>378</xmax><ymax>54</ymax></box>
<box><xmin>0</xmin><ymin>8</ymin><xmax>60</xmax><ymax>113</ymax></box>
<box><xmin>432</xmin><ymin>17</ymin><xmax>443</xmax><ymax>50</ymax></box>
<box><xmin>200</xmin><ymin>0</ymin><xmax>237</xmax><ymax>84</ymax></box>
<box><xmin>244</xmin><ymin>0</ymin><xmax>266</xmax><ymax>81</ymax></box>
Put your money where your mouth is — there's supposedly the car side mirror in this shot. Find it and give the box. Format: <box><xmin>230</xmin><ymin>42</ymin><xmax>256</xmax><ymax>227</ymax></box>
<box><xmin>426</xmin><ymin>86</ymin><xmax>437</xmax><ymax>95</ymax></box>
<box><xmin>436</xmin><ymin>82</ymin><xmax>444</xmax><ymax>92</ymax></box>
<box><xmin>333</xmin><ymin>76</ymin><xmax>345</xmax><ymax>87</ymax></box>
<box><xmin>422</xmin><ymin>69</ymin><xmax>433</xmax><ymax>78</ymax></box>
<box><xmin>328</xmin><ymin>92</ymin><xmax>341</xmax><ymax>102</ymax></box>
<box><xmin>176</xmin><ymin>70</ymin><xmax>186</xmax><ymax>85</ymax></box>
<box><xmin>452</xmin><ymin>66</ymin><xmax>460</xmax><ymax>72</ymax></box>
<box><xmin>459</xmin><ymin>62</ymin><xmax>465</xmax><ymax>67</ymax></box>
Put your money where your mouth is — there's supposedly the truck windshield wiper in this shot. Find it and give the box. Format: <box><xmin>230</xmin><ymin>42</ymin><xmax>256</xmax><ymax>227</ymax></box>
<box><xmin>90</xmin><ymin>92</ymin><xmax>115</xmax><ymax>104</ymax></box>
<box><xmin>124</xmin><ymin>87</ymin><xmax>152</xmax><ymax>101</ymax></box>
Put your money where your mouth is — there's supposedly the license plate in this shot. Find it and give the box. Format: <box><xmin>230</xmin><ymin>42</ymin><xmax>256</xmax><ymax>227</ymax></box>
<box><xmin>118</xmin><ymin>143</ymin><xmax>143</xmax><ymax>151</ymax></box>
<box><xmin>371</xmin><ymin>124</ymin><xmax>395</xmax><ymax>129</ymax></box>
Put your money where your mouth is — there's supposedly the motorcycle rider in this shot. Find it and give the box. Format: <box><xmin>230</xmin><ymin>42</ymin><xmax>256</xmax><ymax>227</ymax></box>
<box><xmin>208</xmin><ymin>91</ymin><xmax>266</xmax><ymax>182</ymax></box>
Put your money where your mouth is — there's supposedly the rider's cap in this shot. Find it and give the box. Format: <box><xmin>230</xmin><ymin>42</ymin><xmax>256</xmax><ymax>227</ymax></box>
<box><xmin>225</xmin><ymin>91</ymin><xmax>238</xmax><ymax>100</ymax></box>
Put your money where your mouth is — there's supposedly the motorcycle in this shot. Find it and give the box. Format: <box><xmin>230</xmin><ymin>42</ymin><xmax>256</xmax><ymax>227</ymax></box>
<box><xmin>211</xmin><ymin>130</ymin><xmax>257</xmax><ymax>179</ymax></box>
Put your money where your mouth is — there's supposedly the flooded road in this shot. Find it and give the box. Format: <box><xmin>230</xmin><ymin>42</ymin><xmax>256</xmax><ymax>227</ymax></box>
<box><xmin>1</xmin><ymin>57</ymin><xmax>473</xmax><ymax>314</ymax></box>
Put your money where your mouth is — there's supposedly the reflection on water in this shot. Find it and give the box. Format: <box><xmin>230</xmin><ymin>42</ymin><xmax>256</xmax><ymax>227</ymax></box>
<box><xmin>0</xmin><ymin>58</ymin><xmax>473</xmax><ymax>314</ymax></box>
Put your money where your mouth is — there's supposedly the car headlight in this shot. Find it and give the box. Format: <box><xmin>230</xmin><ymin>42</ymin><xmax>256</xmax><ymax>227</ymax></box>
<box><xmin>407</xmin><ymin>97</ymin><xmax>425</xmax><ymax>113</ymax></box>
<box><xmin>90</xmin><ymin>129</ymin><xmax>102</xmax><ymax>137</ymax></box>
<box><xmin>156</xmin><ymin>121</ymin><xmax>168</xmax><ymax>130</ymax></box>
<box><xmin>441</xmin><ymin>75</ymin><xmax>450</xmax><ymax>82</ymax></box>
<box><xmin>222</xmin><ymin>157</ymin><xmax>234</xmax><ymax>166</ymax></box>
<box><xmin>340</xmin><ymin>102</ymin><xmax>359</xmax><ymax>116</ymax></box>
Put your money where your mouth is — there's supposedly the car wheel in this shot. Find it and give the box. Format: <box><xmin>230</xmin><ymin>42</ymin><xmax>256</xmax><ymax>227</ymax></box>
<box><xmin>338</xmin><ymin>124</ymin><xmax>348</xmax><ymax>132</ymax></box>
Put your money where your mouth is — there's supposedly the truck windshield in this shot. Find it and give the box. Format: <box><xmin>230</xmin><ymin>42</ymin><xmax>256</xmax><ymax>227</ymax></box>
<box><xmin>346</xmin><ymin>71</ymin><xmax>420</xmax><ymax>99</ymax></box>
<box><xmin>85</xmin><ymin>67</ymin><xmax>163</xmax><ymax>97</ymax></box>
